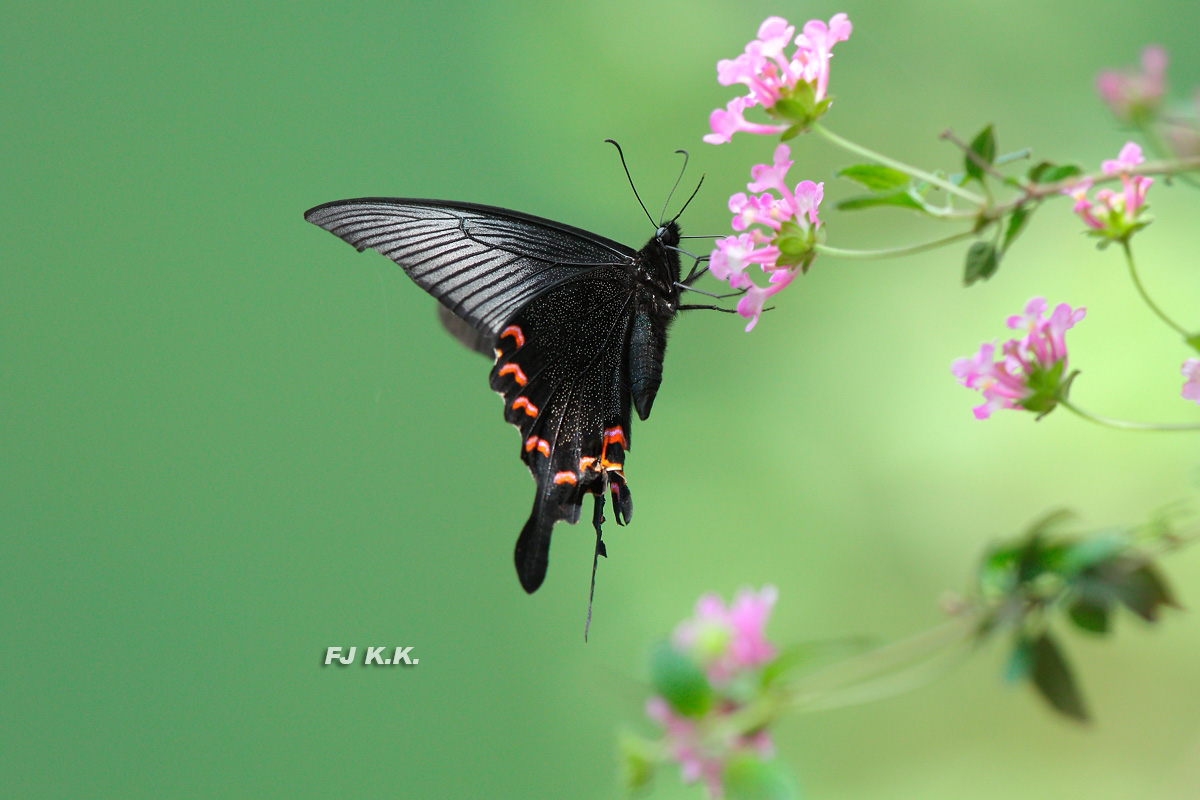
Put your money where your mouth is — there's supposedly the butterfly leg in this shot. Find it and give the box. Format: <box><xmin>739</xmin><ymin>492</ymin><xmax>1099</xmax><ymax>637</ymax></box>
<box><xmin>585</xmin><ymin>490</ymin><xmax>607</xmax><ymax>642</ymax></box>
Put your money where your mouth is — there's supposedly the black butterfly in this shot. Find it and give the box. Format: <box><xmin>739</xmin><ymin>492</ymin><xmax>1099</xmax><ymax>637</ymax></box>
<box><xmin>304</xmin><ymin>149</ymin><xmax>715</xmax><ymax>597</ymax></box>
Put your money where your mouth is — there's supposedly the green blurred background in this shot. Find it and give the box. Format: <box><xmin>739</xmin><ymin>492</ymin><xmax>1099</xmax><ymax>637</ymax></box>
<box><xmin>5</xmin><ymin>0</ymin><xmax>1200</xmax><ymax>797</ymax></box>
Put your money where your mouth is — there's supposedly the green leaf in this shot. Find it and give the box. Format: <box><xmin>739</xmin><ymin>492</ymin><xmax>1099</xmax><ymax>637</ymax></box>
<box><xmin>1001</xmin><ymin>205</ymin><xmax>1032</xmax><ymax>253</ymax></box>
<box><xmin>963</xmin><ymin>241</ymin><xmax>999</xmax><ymax>285</ymax></box>
<box><xmin>1068</xmin><ymin>598</ymin><xmax>1111</xmax><ymax>635</ymax></box>
<box><xmin>1186</xmin><ymin>333</ymin><xmax>1200</xmax><ymax>354</ymax></box>
<box><xmin>724</xmin><ymin>756</ymin><xmax>802</xmax><ymax>800</ymax></box>
<box><xmin>1060</xmin><ymin>532</ymin><xmax>1128</xmax><ymax>575</ymax></box>
<box><xmin>1028</xmin><ymin>161</ymin><xmax>1084</xmax><ymax>184</ymax></box>
<box><xmin>649</xmin><ymin>642</ymin><xmax>712</xmax><ymax>717</ymax></box>
<box><xmin>836</xmin><ymin>191</ymin><xmax>927</xmax><ymax>212</ymax></box>
<box><xmin>772</xmin><ymin>97</ymin><xmax>808</xmax><ymax>122</ymax></box>
<box><xmin>1005</xmin><ymin>635</ymin><xmax>1035</xmax><ymax>683</ymax></box>
<box><xmin>780</xmin><ymin>123</ymin><xmax>804</xmax><ymax>141</ymax></box>
<box><xmin>1043</xmin><ymin>165</ymin><xmax>1083</xmax><ymax>182</ymax></box>
<box><xmin>964</xmin><ymin>124</ymin><xmax>996</xmax><ymax>182</ymax></box>
<box><xmin>1110</xmin><ymin>562</ymin><xmax>1178</xmax><ymax>622</ymax></box>
<box><xmin>617</xmin><ymin>732</ymin><xmax>658</xmax><ymax>792</ymax></box>
<box><xmin>1029</xmin><ymin>633</ymin><xmax>1089</xmax><ymax>722</ymax></box>
<box><xmin>836</xmin><ymin>164</ymin><xmax>911</xmax><ymax>191</ymax></box>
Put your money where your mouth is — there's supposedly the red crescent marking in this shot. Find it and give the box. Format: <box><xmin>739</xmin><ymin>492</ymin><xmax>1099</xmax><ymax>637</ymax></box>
<box><xmin>512</xmin><ymin>397</ymin><xmax>539</xmax><ymax>417</ymax></box>
<box><xmin>553</xmin><ymin>471</ymin><xmax>577</xmax><ymax>485</ymax></box>
<box><xmin>603</xmin><ymin>427</ymin><xmax>627</xmax><ymax>448</ymax></box>
<box><xmin>501</xmin><ymin>325</ymin><xmax>525</xmax><ymax>347</ymax></box>
<box><xmin>499</xmin><ymin>363</ymin><xmax>527</xmax><ymax>386</ymax></box>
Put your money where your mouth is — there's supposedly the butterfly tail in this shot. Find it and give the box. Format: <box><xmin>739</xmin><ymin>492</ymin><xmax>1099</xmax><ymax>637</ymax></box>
<box><xmin>515</xmin><ymin>497</ymin><xmax>554</xmax><ymax>593</ymax></box>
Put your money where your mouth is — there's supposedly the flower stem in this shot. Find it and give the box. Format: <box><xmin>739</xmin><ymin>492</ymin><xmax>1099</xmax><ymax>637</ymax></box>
<box><xmin>816</xmin><ymin>229</ymin><xmax>977</xmax><ymax>260</ymax></box>
<box><xmin>1060</xmin><ymin>398</ymin><xmax>1200</xmax><ymax>431</ymax></box>
<box><xmin>1121</xmin><ymin>240</ymin><xmax>1191</xmax><ymax>338</ymax></box>
<box><xmin>783</xmin><ymin>612</ymin><xmax>980</xmax><ymax>710</ymax></box>
<box><xmin>812</xmin><ymin>122</ymin><xmax>985</xmax><ymax>205</ymax></box>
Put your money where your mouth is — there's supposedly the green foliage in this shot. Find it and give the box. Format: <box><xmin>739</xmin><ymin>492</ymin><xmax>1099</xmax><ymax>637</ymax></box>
<box><xmin>1027</xmin><ymin>161</ymin><xmax>1083</xmax><ymax>184</ymax></box>
<box><xmin>724</xmin><ymin>755</ymin><xmax>803</xmax><ymax>800</ymax></box>
<box><xmin>1002</xmin><ymin>204</ymin><xmax>1033</xmax><ymax>253</ymax></box>
<box><xmin>974</xmin><ymin>512</ymin><xmax>1180</xmax><ymax>721</ymax></box>
<box><xmin>963</xmin><ymin>241</ymin><xmax>999</xmax><ymax>285</ymax></box>
<box><xmin>964</xmin><ymin>124</ymin><xmax>996</xmax><ymax>183</ymax></box>
<box><xmin>1027</xmin><ymin>633</ymin><xmax>1089</xmax><ymax>722</ymax></box>
<box><xmin>835</xmin><ymin>190</ymin><xmax>928</xmax><ymax>212</ymax></box>
<box><xmin>836</xmin><ymin>164</ymin><xmax>912</xmax><ymax>191</ymax></box>
<box><xmin>649</xmin><ymin>641</ymin><xmax>713</xmax><ymax>717</ymax></box>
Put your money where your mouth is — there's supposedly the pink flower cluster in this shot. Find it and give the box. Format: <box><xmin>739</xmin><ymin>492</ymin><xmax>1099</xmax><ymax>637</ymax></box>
<box><xmin>710</xmin><ymin>144</ymin><xmax>823</xmax><ymax>331</ymax></box>
<box><xmin>645</xmin><ymin>697</ymin><xmax>774</xmax><ymax>799</ymax></box>
<box><xmin>704</xmin><ymin>14</ymin><xmax>852</xmax><ymax>144</ymax></box>
<box><xmin>672</xmin><ymin>585</ymin><xmax>778</xmax><ymax>684</ymax></box>
<box><xmin>1065</xmin><ymin>142</ymin><xmax>1153</xmax><ymax>240</ymax></box>
<box><xmin>1096</xmin><ymin>45</ymin><xmax>1167</xmax><ymax>121</ymax></box>
<box><xmin>646</xmin><ymin>586</ymin><xmax>778</xmax><ymax>798</ymax></box>
<box><xmin>1183</xmin><ymin>359</ymin><xmax>1200</xmax><ymax>404</ymax></box>
<box><xmin>952</xmin><ymin>298</ymin><xmax>1086</xmax><ymax>420</ymax></box>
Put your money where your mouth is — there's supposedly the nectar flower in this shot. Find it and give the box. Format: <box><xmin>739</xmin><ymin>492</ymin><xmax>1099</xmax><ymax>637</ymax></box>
<box><xmin>1096</xmin><ymin>45</ymin><xmax>1167</xmax><ymax>122</ymax></box>
<box><xmin>641</xmin><ymin>586</ymin><xmax>781</xmax><ymax>798</ymax></box>
<box><xmin>952</xmin><ymin>297</ymin><xmax>1086</xmax><ymax>419</ymax></box>
<box><xmin>710</xmin><ymin>144</ymin><xmax>822</xmax><ymax>331</ymax></box>
<box><xmin>645</xmin><ymin>697</ymin><xmax>774</xmax><ymax>799</ymax></box>
<box><xmin>1182</xmin><ymin>359</ymin><xmax>1200</xmax><ymax>404</ymax></box>
<box><xmin>672</xmin><ymin>586</ymin><xmax>778</xmax><ymax>684</ymax></box>
<box><xmin>1063</xmin><ymin>141</ymin><xmax>1153</xmax><ymax>243</ymax></box>
<box><xmin>704</xmin><ymin>13</ymin><xmax>852</xmax><ymax>144</ymax></box>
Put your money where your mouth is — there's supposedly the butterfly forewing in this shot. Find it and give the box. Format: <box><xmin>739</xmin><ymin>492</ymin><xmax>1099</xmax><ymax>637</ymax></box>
<box><xmin>304</xmin><ymin>199</ymin><xmax>635</xmax><ymax>340</ymax></box>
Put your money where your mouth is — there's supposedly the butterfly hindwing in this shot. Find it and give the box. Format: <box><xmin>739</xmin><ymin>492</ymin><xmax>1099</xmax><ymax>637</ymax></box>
<box><xmin>490</xmin><ymin>270</ymin><xmax>636</xmax><ymax>592</ymax></box>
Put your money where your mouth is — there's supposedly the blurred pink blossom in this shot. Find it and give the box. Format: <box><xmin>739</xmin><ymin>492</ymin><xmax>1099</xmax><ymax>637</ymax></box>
<box><xmin>953</xmin><ymin>298</ymin><xmax>1086</xmax><ymax>419</ymax></box>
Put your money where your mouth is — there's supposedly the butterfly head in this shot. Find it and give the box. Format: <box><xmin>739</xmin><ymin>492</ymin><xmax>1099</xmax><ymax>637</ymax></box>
<box><xmin>654</xmin><ymin>220</ymin><xmax>681</xmax><ymax>250</ymax></box>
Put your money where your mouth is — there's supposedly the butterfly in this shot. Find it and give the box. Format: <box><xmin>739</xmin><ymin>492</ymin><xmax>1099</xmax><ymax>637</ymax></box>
<box><xmin>304</xmin><ymin>145</ymin><xmax>716</xmax><ymax>599</ymax></box>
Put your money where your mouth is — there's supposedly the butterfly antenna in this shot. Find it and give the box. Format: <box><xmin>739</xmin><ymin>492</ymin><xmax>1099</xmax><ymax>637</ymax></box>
<box><xmin>670</xmin><ymin>174</ymin><xmax>705</xmax><ymax>223</ymax></box>
<box><xmin>658</xmin><ymin>149</ymin><xmax>690</xmax><ymax>225</ymax></box>
<box><xmin>605</xmin><ymin>139</ymin><xmax>655</xmax><ymax>229</ymax></box>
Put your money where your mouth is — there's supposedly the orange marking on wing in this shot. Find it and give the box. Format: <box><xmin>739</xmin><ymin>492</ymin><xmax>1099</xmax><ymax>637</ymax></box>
<box><xmin>553</xmin><ymin>471</ymin><xmax>577</xmax><ymax>485</ymax></box>
<box><xmin>525</xmin><ymin>437</ymin><xmax>550</xmax><ymax>456</ymax></box>
<box><xmin>601</xmin><ymin>458</ymin><xmax>624</xmax><ymax>471</ymax></box>
<box><xmin>603</xmin><ymin>427</ymin><xmax>628</xmax><ymax>449</ymax></box>
<box><xmin>501</xmin><ymin>325</ymin><xmax>525</xmax><ymax>348</ymax></box>
<box><xmin>512</xmin><ymin>397</ymin><xmax>539</xmax><ymax>417</ymax></box>
<box><xmin>578</xmin><ymin>456</ymin><xmax>597</xmax><ymax>471</ymax></box>
<box><xmin>498</xmin><ymin>362</ymin><xmax>528</xmax><ymax>386</ymax></box>
<box><xmin>493</xmin><ymin>348</ymin><xmax>503</xmax><ymax>360</ymax></box>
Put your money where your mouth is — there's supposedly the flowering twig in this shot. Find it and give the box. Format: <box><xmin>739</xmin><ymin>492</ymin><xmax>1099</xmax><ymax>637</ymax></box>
<box><xmin>815</xmin><ymin>229</ymin><xmax>977</xmax><ymax>260</ymax></box>
<box><xmin>812</xmin><ymin>121</ymin><xmax>984</xmax><ymax>205</ymax></box>
<box><xmin>1120</xmin><ymin>240</ymin><xmax>1192</xmax><ymax>338</ymax></box>
<box><xmin>1059</xmin><ymin>398</ymin><xmax>1200</xmax><ymax>432</ymax></box>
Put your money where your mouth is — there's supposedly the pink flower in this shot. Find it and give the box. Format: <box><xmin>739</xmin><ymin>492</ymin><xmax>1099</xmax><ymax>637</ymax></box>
<box><xmin>645</xmin><ymin>696</ymin><xmax>774</xmax><ymax>799</ymax></box>
<box><xmin>1096</xmin><ymin>45</ymin><xmax>1167</xmax><ymax>121</ymax></box>
<box><xmin>1064</xmin><ymin>142</ymin><xmax>1153</xmax><ymax>242</ymax></box>
<box><xmin>1182</xmin><ymin>359</ymin><xmax>1200</xmax><ymax>404</ymax></box>
<box><xmin>710</xmin><ymin>144</ymin><xmax>822</xmax><ymax>331</ymax></box>
<box><xmin>672</xmin><ymin>586</ymin><xmax>778</xmax><ymax>684</ymax></box>
<box><xmin>953</xmin><ymin>297</ymin><xmax>1086</xmax><ymax>419</ymax></box>
<box><xmin>705</xmin><ymin>14</ymin><xmax>852</xmax><ymax>144</ymax></box>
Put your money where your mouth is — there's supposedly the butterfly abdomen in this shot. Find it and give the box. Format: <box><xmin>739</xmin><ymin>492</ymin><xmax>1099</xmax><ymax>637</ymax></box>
<box><xmin>628</xmin><ymin>312</ymin><xmax>668</xmax><ymax>421</ymax></box>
